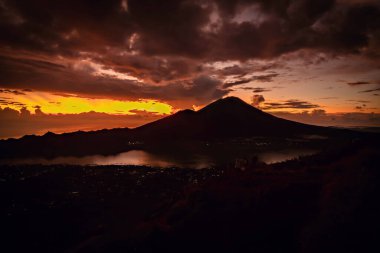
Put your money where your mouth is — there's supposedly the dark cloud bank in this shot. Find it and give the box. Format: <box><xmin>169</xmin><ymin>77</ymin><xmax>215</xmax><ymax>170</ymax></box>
<box><xmin>0</xmin><ymin>0</ymin><xmax>379</xmax><ymax>105</ymax></box>
<box><xmin>262</xmin><ymin>99</ymin><xmax>320</xmax><ymax>110</ymax></box>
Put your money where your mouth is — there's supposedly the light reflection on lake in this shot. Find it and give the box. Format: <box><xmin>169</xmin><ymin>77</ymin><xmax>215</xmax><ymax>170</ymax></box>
<box><xmin>0</xmin><ymin>149</ymin><xmax>317</xmax><ymax>168</ymax></box>
<box><xmin>0</xmin><ymin>150</ymin><xmax>213</xmax><ymax>169</ymax></box>
<box><xmin>256</xmin><ymin>149</ymin><xmax>316</xmax><ymax>164</ymax></box>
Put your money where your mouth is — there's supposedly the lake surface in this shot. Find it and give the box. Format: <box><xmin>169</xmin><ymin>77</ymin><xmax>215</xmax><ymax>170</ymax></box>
<box><xmin>0</xmin><ymin>149</ymin><xmax>317</xmax><ymax>168</ymax></box>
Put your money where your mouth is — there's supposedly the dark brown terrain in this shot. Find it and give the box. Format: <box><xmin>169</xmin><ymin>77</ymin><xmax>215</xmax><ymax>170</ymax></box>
<box><xmin>1</xmin><ymin>139</ymin><xmax>379</xmax><ymax>253</ymax></box>
<box><xmin>1</xmin><ymin>97</ymin><xmax>379</xmax><ymax>252</ymax></box>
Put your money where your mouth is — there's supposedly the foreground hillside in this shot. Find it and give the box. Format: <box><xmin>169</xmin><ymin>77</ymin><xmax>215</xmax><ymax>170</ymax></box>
<box><xmin>1</xmin><ymin>139</ymin><xmax>379</xmax><ymax>253</ymax></box>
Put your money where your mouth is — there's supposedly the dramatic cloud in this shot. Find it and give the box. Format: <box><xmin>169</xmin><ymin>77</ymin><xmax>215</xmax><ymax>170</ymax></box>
<box><xmin>0</xmin><ymin>53</ymin><xmax>226</xmax><ymax>107</ymax></box>
<box><xmin>251</xmin><ymin>94</ymin><xmax>265</xmax><ymax>107</ymax></box>
<box><xmin>262</xmin><ymin>99</ymin><xmax>320</xmax><ymax>110</ymax></box>
<box><xmin>274</xmin><ymin>110</ymin><xmax>380</xmax><ymax>127</ymax></box>
<box><xmin>223</xmin><ymin>78</ymin><xmax>253</xmax><ymax>88</ymax></box>
<box><xmin>0</xmin><ymin>89</ymin><xmax>28</xmax><ymax>95</ymax></box>
<box><xmin>1</xmin><ymin>0</ymin><xmax>379</xmax><ymax>62</ymax></box>
<box><xmin>252</xmin><ymin>87</ymin><xmax>272</xmax><ymax>93</ymax></box>
<box><xmin>359</xmin><ymin>88</ymin><xmax>380</xmax><ymax>93</ymax></box>
<box><xmin>1</xmin><ymin>0</ymin><xmax>379</xmax><ymax>90</ymax></box>
<box><xmin>223</xmin><ymin>73</ymin><xmax>279</xmax><ymax>88</ymax></box>
<box><xmin>347</xmin><ymin>99</ymin><xmax>370</xmax><ymax>103</ymax></box>
<box><xmin>252</xmin><ymin>73</ymin><xmax>279</xmax><ymax>82</ymax></box>
<box><xmin>347</xmin><ymin>81</ymin><xmax>372</xmax><ymax>86</ymax></box>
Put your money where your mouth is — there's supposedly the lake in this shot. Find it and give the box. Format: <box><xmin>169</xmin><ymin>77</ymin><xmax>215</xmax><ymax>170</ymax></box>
<box><xmin>0</xmin><ymin>149</ymin><xmax>317</xmax><ymax>168</ymax></box>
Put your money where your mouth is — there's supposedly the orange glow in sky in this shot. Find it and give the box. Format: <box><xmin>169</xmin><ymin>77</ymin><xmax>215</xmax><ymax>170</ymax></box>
<box><xmin>1</xmin><ymin>90</ymin><xmax>173</xmax><ymax>115</ymax></box>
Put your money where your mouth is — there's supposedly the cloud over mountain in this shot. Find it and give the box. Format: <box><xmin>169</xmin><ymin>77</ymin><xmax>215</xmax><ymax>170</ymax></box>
<box><xmin>0</xmin><ymin>0</ymin><xmax>379</xmax><ymax>105</ymax></box>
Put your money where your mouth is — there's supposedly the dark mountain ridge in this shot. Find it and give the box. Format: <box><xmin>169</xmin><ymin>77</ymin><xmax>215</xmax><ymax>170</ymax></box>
<box><xmin>0</xmin><ymin>97</ymin><xmax>354</xmax><ymax>158</ymax></box>
<box><xmin>133</xmin><ymin>96</ymin><xmax>327</xmax><ymax>140</ymax></box>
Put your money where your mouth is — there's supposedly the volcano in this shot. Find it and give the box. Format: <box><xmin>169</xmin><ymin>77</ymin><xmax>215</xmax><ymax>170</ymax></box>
<box><xmin>0</xmin><ymin>97</ymin><xmax>339</xmax><ymax>158</ymax></box>
<box><xmin>133</xmin><ymin>96</ymin><xmax>326</xmax><ymax>140</ymax></box>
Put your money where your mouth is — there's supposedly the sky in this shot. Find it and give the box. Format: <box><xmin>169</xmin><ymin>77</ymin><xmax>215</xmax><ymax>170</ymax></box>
<box><xmin>0</xmin><ymin>0</ymin><xmax>380</xmax><ymax>139</ymax></box>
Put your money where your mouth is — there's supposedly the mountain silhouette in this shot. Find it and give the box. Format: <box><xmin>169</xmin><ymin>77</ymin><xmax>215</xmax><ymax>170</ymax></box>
<box><xmin>0</xmin><ymin>97</ymin><xmax>344</xmax><ymax>158</ymax></box>
<box><xmin>133</xmin><ymin>96</ymin><xmax>324</xmax><ymax>140</ymax></box>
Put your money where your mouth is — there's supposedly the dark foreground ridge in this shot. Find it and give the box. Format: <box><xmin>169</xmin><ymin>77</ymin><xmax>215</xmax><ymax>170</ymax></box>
<box><xmin>0</xmin><ymin>97</ymin><xmax>357</xmax><ymax>158</ymax></box>
<box><xmin>1</xmin><ymin>140</ymin><xmax>379</xmax><ymax>253</ymax></box>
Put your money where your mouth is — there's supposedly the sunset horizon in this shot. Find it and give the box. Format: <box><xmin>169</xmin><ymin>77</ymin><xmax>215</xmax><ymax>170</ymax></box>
<box><xmin>1</xmin><ymin>94</ymin><xmax>379</xmax><ymax>139</ymax></box>
<box><xmin>1</xmin><ymin>0</ymin><xmax>379</xmax><ymax>138</ymax></box>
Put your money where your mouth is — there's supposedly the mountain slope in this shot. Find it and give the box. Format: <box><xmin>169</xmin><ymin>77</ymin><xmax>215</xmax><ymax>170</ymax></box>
<box><xmin>0</xmin><ymin>97</ymin><xmax>340</xmax><ymax>158</ymax></box>
<box><xmin>133</xmin><ymin>96</ymin><xmax>325</xmax><ymax>140</ymax></box>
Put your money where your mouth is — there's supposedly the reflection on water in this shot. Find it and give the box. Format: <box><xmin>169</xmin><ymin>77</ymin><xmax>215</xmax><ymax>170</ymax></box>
<box><xmin>257</xmin><ymin>149</ymin><xmax>316</xmax><ymax>164</ymax></box>
<box><xmin>0</xmin><ymin>149</ymin><xmax>317</xmax><ymax>168</ymax></box>
<box><xmin>0</xmin><ymin>150</ymin><xmax>213</xmax><ymax>169</ymax></box>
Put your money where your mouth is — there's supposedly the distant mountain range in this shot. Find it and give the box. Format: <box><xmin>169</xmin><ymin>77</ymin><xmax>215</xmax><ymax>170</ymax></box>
<box><xmin>0</xmin><ymin>97</ymin><xmax>352</xmax><ymax>158</ymax></box>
